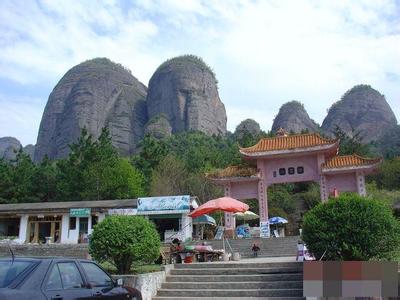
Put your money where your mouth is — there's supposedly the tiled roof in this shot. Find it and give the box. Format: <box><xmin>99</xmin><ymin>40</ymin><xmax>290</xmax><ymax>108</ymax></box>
<box><xmin>240</xmin><ymin>133</ymin><xmax>337</xmax><ymax>154</ymax></box>
<box><xmin>206</xmin><ymin>166</ymin><xmax>258</xmax><ymax>179</ymax></box>
<box><xmin>322</xmin><ymin>154</ymin><xmax>382</xmax><ymax>170</ymax></box>
<box><xmin>0</xmin><ymin>199</ymin><xmax>138</xmax><ymax>213</ymax></box>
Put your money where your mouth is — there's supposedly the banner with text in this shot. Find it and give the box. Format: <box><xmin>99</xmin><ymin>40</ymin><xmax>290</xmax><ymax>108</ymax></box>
<box><xmin>137</xmin><ymin>195</ymin><xmax>190</xmax><ymax>215</ymax></box>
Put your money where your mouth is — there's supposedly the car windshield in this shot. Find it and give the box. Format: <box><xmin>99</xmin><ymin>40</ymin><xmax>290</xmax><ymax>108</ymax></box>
<box><xmin>0</xmin><ymin>260</ymin><xmax>35</xmax><ymax>288</ymax></box>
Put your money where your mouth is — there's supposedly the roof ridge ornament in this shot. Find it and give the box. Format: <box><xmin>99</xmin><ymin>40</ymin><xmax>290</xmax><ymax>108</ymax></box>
<box><xmin>276</xmin><ymin>127</ymin><xmax>287</xmax><ymax>137</ymax></box>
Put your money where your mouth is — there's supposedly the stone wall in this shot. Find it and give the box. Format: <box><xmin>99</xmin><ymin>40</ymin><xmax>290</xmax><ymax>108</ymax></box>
<box><xmin>113</xmin><ymin>265</ymin><xmax>174</xmax><ymax>300</ymax></box>
<box><xmin>0</xmin><ymin>243</ymin><xmax>89</xmax><ymax>258</ymax></box>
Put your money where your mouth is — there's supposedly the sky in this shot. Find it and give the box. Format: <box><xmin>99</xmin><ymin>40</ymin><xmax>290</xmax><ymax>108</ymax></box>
<box><xmin>0</xmin><ymin>0</ymin><xmax>399</xmax><ymax>146</ymax></box>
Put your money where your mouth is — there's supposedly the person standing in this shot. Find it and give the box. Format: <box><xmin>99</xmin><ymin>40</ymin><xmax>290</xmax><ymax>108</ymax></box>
<box><xmin>251</xmin><ymin>243</ymin><xmax>260</xmax><ymax>257</ymax></box>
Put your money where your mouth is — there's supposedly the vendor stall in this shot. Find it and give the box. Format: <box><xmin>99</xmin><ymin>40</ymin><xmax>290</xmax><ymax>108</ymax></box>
<box><xmin>137</xmin><ymin>195</ymin><xmax>198</xmax><ymax>242</ymax></box>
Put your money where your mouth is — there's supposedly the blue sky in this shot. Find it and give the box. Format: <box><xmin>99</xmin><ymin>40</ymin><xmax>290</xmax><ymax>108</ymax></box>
<box><xmin>0</xmin><ymin>0</ymin><xmax>399</xmax><ymax>145</ymax></box>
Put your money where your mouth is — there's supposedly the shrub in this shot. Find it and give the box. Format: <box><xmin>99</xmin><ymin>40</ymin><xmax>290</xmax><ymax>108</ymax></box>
<box><xmin>89</xmin><ymin>216</ymin><xmax>161</xmax><ymax>274</ymax></box>
<box><xmin>302</xmin><ymin>194</ymin><xmax>400</xmax><ymax>261</ymax></box>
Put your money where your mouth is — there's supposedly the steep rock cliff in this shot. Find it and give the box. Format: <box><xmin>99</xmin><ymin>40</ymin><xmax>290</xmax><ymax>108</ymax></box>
<box><xmin>322</xmin><ymin>85</ymin><xmax>397</xmax><ymax>142</ymax></box>
<box><xmin>146</xmin><ymin>55</ymin><xmax>227</xmax><ymax>136</ymax></box>
<box><xmin>34</xmin><ymin>58</ymin><xmax>147</xmax><ymax>161</ymax></box>
<box><xmin>272</xmin><ymin>101</ymin><xmax>319</xmax><ymax>133</ymax></box>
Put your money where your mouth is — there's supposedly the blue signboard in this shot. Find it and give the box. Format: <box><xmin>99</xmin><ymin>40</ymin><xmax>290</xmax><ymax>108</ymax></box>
<box><xmin>137</xmin><ymin>195</ymin><xmax>190</xmax><ymax>215</ymax></box>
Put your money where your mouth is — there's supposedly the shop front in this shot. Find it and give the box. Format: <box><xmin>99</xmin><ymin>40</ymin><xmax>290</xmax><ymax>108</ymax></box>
<box><xmin>137</xmin><ymin>195</ymin><xmax>198</xmax><ymax>242</ymax></box>
<box><xmin>0</xmin><ymin>196</ymin><xmax>198</xmax><ymax>244</ymax></box>
<box><xmin>0</xmin><ymin>217</ymin><xmax>20</xmax><ymax>239</ymax></box>
<box><xmin>0</xmin><ymin>199</ymin><xmax>135</xmax><ymax>244</ymax></box>
<box><xmin>27</xmin><ymin>215</ymin><xmax>62</xmax><ymax>244</ymax></box>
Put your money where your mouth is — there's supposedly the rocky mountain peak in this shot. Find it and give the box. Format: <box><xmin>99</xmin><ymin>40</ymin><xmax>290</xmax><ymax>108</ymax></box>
<box><xmin>146</xmin><ymin>55</ymin><xmax>227</xmax><ymax>136</ymax></box>
<box><xmin>34</xmin><ymin>57</ymin><xmax>148</xmax><ymax>162</ymax></box>
<box><xmin>234</xmin><ymin>119</ymin><xmax>261</xmax><ymax>140</ymax></box>
<box><xmin>272</xmin><ymin>101</ymin><xmax>319</xmax><ymax>133</ymax></box>
<box><xmin>0</xmin><ymin>137</ymin><xmax>22</xmax><ymax>161</ymax></box>
<box><xmin>321</xmin><ymin>84</ymin><xmax>397</xmax><ymax>142</ymax></box>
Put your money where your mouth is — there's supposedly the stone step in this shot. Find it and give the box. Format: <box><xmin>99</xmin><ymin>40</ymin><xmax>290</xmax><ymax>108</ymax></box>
<box><xmin>227</xmin><ymin>245</ymin><xmax>296</xmax><ymax>249</ymax></box>
<box><xmin>174</xmin><ymin>262</ymin><xmax>301</xmax><ymax>269</ymax></box>
<box><xmin>208</xmin><ymin>245</ymin><xmax>298</xmax><ymax>250</ymax></box>
<box><xmin>162</xmin><ymin>281</ymin><xmax>303</xmax><ymax>290</ymax></box>
<box><xmin>153</xmin><ymin>297</ymin><xmax>305</xmax><ymax>300</ymax></box>
<box><xmin>156</xmin><ymin>288</ymin><xmax>303</xmax><ymax>297</ymax></box>
<box><xmin>186</xmin><ymin>237</ymin><xmax>299</xmax><ymax>248</ymax></box>
<box><xmin>166</xmin><ymin>273</ymin><xmax>303</xmax><ymax>282</ymax></box>
<box><xmin>225</xmin><ymin>244</ymin><xmax>296</xmax><ymax>248</ymax></box>
<box><xmin>240</xmin><ymin>254</ymin><xmax>296</xmax><ymax>259</ymax></box>
<box><xmin>170</xmin><ymin>266</ymin><xmax>302</xmax><ymax>276</ymax></box>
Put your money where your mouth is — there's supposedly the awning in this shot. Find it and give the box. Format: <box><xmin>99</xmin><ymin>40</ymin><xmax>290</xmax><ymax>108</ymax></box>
<box><xmin>192</xmin><ymin>214</ymin><xmax>216</xmax><ymax>226</ymax></box>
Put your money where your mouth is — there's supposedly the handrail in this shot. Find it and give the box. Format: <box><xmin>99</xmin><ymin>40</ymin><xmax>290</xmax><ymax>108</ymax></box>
<box><xmin>166</xmin><ymin>221</ymin><xmax>192</xmax><ymax>241</ymax></box>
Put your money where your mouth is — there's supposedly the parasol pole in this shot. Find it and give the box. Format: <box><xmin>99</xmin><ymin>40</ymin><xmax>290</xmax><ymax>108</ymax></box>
<box><xmin>221</xmin><ymin>214</ymin><xmax>225</xmax><ymax>253</ymax></box>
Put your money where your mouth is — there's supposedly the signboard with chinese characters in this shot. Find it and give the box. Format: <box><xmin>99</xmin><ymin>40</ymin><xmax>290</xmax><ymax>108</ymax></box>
<box><xmin>137</xmin><ymin>195</ymin><xmax>190</xmax><ymax>215</ymax></box>
<box><xmin>214</xmin><ymin>226</ymin><xmax>224</xmax><ymax>240</ymax></box>
<box><xmin>260</xmin><ymin>221</ymin><xmax>270</xmax><ymax>238</ymax></box>
<box><xmin>108</xmin><ymin>208</ymin><xmax>137</xmax><ymax>216</ymax></box>
<box><xmin>70</xmin><ymin>208</ymin><xmax>91</xmax><ymax>217</ymax></box>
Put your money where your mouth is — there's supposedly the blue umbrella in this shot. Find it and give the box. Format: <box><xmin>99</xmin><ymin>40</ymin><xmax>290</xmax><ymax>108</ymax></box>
<box><xmin>192</xmin><ymin>214</ymin><xmax>216</xmax><ymax>226</ymax></box>
<box><xmin>268</xmin><ymin>216</ymin><xmax>288</xmax><ymax>225</ymax></box>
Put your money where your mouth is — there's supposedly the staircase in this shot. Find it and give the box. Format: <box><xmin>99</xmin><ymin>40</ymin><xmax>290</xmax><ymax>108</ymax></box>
<box><xmin>188</xmin><ymin>236</ymin><xmax>299</xmax><ymax>258</ymax></box>
<box><xmin>153</xmin><ymin>261</ymin><xmax>304</xmax><ymax>300</ymax></box>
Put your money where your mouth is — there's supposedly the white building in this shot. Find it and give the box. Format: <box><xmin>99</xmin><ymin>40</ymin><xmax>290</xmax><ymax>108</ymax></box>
<box><xmin>0</xmin><ymin>196</ymin><xmax>197</xmax><ymax>244</ymax></box>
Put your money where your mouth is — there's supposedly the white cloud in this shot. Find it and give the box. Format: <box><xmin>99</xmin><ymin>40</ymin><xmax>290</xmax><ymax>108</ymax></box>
<box><xmin>0</xmin><ymin>0</ymin><xmax>399</xmax><ymax>145</ymax></box>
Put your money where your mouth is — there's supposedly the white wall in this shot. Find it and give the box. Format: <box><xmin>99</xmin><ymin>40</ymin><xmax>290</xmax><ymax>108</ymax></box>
<box><xmin>60</xmin><ymin>214</ymin><xmax>80</xmax><ymax>244</ymax></box>
<box><xmin>18</xmin><ymin>215</ymin><xmax>28</xmax><ymax>243</ymax></box>
<box><xmin>98</xmin><ymin>213</ymin><xmax>106</xmax><ymax>222</ymax></box>
<box><xmin>181</xmin><ymin>214</ymin><xmax>193</xmax><ymax>242</ymax></box>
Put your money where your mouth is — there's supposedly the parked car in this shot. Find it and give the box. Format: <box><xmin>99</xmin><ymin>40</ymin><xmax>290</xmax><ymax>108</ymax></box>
<box><xmin>0</xmin><ymin>257</ymin><xmax>142</xmax><ymax>300</ymax></box>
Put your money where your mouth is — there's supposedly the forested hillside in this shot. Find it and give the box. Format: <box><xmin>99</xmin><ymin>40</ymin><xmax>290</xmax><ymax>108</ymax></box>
<box><xmin>1</xmin><ymin>125</ymin><xmax>399</xmax><ymax>230</ymax></box>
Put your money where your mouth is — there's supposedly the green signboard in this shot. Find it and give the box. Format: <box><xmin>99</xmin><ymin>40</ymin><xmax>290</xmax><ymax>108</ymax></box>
<box><xmin>70</xmin><ymin>208</ymin><xmax>91</xmax><ymax>217</ymax></box>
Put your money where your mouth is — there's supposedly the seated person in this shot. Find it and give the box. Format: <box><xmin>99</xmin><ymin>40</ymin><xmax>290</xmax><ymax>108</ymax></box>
<box><xmin>170</xmin><ymin>238</ymin><xmax>183</xmax><ymax>263</ymax></box>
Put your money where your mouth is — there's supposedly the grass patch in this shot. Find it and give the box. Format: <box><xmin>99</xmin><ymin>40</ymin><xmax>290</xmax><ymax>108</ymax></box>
<box><xmin>101</xmin><ymin>261</ymin><xmax>162</xmax><ymax>275</ymax></box>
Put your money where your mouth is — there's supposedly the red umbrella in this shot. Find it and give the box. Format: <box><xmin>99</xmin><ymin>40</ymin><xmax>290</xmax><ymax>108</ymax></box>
<box><xmin>188</xmin><ymin>197</ymin><xmax>249</xmax><ymax>218</ymax></box>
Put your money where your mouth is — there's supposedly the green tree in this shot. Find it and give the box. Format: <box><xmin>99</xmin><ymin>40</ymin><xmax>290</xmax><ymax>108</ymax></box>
<box><xmin>375</xmin><ymin>125</ymin><xmax>400</xmax><ymax>159</ymax></box>
<box><xmin>167</xmin><ymin>132</ymin><xmax>241</xmax><ymax>173</ymax></box>
<box><xmin>80</xmin><ymin>128</ymin><xmax>120</xmax><ymax>200</ymax></box>
<box><xmin>372</xmin><ymin>158</ymin><xmax>400</xmax><ymax>191</ymax></box>
<box><xmin>295</xmin><ymin>183</ymin><xmax>321</xmax><ymax>210</ymax></box>
<box><xmin>99</xmin><ymin>158</ymin><xmax>145</xmax><ymax>199</ymax></box>
<box><xmin>184</xmin><ymin>172</ymin><xmax>222</xmax><ymax>204</ymax></box>
<box><xmin>131</xmin><ymin>135</ymin><xmax>169</xmax><ymax>189</ymax></box>
<box><xmin>0</xmin><ymin>159</ymin><xmax>14</xmax><ymax>203</ymax></box>
<box><xmin>57</xmin><ymin>127</ymin><xmax>144</xmax><ymax>201</ymax></box>
<box><xmin>302</xmin><ymin>194</ymin><xmax>400</xmax><ymax>260</ymax></box>
<box><xmin>150</xmin><ymin>154</ymin><xmax>188</xmax><ymax>196</ymax></box>
<box><xmin>56</xmin><ymin>128</ymin><xmax>94</xmax><ymax>201</ymax></box>
<box><xmin>268</xmin><ymin>184</ymin><xmax>296</xmax><ymax>214</ymax></box>
<box><xmin>89</xmin><ymin>215</ymin><xmax>160</xmax><ymax>274</ymax></box>
<box><xmin>32</xmin><ymin>156</ymin><xmax>57</xmax><ymax>202</ymax></box>
<box><xmin>10</xmin><ymin>150</ymin><xmax>38</xmax><ymax>202</ymax></box>
<box><xmin>333</xmin><ymin>126</ymin><xmax>372</xmax><ymax>156</ymax></box>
